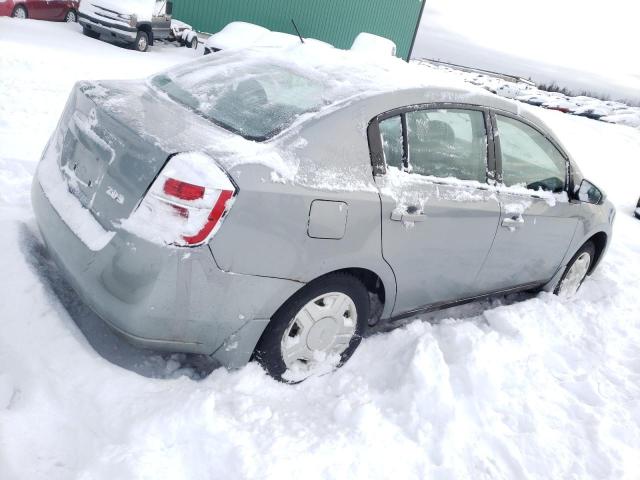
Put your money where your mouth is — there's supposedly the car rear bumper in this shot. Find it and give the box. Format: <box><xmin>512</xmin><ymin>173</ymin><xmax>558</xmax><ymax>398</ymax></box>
<box><xmin>31</xmin><ymin>170</ymin><xmax>302</xmax><ymax>367</ymax></box>
<box><xmin>78</xmin><ymin>13</ymin><xmax>137</xmax><ymax>42</ymax></box>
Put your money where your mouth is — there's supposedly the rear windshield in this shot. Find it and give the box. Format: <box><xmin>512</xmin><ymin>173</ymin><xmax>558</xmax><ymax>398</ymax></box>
<box><xmin>151</xmin><ymin>61</ymin><xmax>329</xmax><ymax>141</ymax></box>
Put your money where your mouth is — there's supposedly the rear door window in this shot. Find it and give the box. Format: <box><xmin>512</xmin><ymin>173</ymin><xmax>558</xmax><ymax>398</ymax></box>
<box><xmin>378</xmin><ymin>116</ymin><xmax>404</xmax><ymax>169</ymax></box>
<box><xmin>495</xmin><ymin>115</ymin><xmax>566</xmax><ymax>193</ymax></box>
<box><xmin>404</xmin><ymin>109</ymin><xmax>488</xmax><ymax>183</ymax></box>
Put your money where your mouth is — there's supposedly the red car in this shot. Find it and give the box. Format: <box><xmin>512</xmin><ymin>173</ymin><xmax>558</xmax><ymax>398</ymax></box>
<box><xmin>0</xmin><ymin>1</ymin><xmax>79</xmax><ymax>22</ymax></box>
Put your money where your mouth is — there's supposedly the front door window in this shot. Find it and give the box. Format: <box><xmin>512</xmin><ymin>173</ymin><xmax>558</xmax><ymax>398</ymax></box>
<box><xmin>495</xmin><ymin>115</ymin><xmax>566</xmax><ymax>193</ymax></box>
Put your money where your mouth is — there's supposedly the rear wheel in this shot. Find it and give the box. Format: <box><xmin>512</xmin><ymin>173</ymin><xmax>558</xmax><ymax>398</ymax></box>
<box><xmin>12</xmin><ymin>5</ymin><xmax>27</xmax><ymax>19</ymax></box>
<box><xmin>65</xmin><ymin>9</ymin><xmax>77</xmax><ymax>23</ymax></box>
<box><xmin>253</xmin><ymin>273</ymin><xmax>369</xmax><ymax>382</ymax></box>
<box><xmin>186</xmin><ymin>35</ymin><xmax>198</xmax><ymax>49</ymax></box>
<box><xmin>555</xmin><ymin>242</ymin><xmax>595</xmax><ymax>297</ymax></box>
<box><xmin>133</xmin><ymin>31</ymin><xmax>149</xmax><ymax>52</ymax></box>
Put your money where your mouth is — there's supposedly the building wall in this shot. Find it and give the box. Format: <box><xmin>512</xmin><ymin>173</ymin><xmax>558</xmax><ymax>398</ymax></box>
<box><xmin>172</xmin><ymin>0</ymin><xmax>424</xmax><ymax>60</ymax></box>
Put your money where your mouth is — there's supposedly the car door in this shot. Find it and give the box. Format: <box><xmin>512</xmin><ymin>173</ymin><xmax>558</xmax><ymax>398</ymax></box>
<box><xmin>369</xmin><ymin>105</ymin><xmax>501</xmax><ymax>316</ymax></box>
<box><xmin>46</xmin><ymin>0</ymin><xmax>68</xmax><ymax>20</ymax></box>
<box><xmin>25</xmin><ymin>0</ymin><xmax>48</xmax><ymax>19</ymax></box>
<box><xmin>477</xmin><ymin>113</ymin><xmax>578</xmax><ymax>292</ymax></box>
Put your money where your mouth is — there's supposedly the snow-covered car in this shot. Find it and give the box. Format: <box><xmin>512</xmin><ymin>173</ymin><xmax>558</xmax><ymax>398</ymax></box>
<box><xmin>31</xmin><ymin>47</ymin><xmax>615</xmax><ymax>382</ymax></box>
<box><xmin>495</xmin><ymin>83</ymin><xmax>532</xmax><ymax>100</ymax></box>
<box><xmin>203</xmin><ymin>21</ymin><xmax>269</xmax><ymax>55</ymax></box>
<box><xmin>542</xmin><ymin>97</ymin><xmax>574</xmax><ymax>113</ymax></box>
<box><xmin>203</xmin><ymin>22</ymin><xmax>332</xmax><ymax>56</ymax></box>
<box><xmin>350</xmin><ymin>32</ymin><xmax>397</xmax><ymax>57</ymax></box>
<box><xmin>253</xmin><ymin>31</ymin><xmax>331</xmax><ymax>49</ymax></box>
<box><xmin>573</xmin><ymin>105</ymin><xmax>612</xmax><ymax>120</ymax></box>
<box><xmin>78</xmin><ymin>0</ymin><xmax>196</xmax><ymax>52</ymax></box>
<box><xmin>601</xmin><ymin>110</ymin><xmax>640</xmax><ymax>128</ymax></box>
<box><xmin>1</xmin><ymin>0</ymin><xmax>79</xmax><ymax>22</ymax></box>
<box><xmin>518</xmin><ymin>93</ymin><xmax>548</xmax><ymax>107</ymax></box>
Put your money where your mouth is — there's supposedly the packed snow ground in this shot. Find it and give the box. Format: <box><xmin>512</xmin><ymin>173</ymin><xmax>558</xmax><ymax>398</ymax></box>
<box><xmin>1</xmin><ymin>19</ymin><xmax>640</xmax><ymax>480</ymax></box>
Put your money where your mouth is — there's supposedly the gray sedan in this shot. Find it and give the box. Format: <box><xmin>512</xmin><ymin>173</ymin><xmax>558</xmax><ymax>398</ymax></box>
<box><xmin>32</xmin><ymin>49</ymin><xmax>615</xmax><ymax>381</ymax></box>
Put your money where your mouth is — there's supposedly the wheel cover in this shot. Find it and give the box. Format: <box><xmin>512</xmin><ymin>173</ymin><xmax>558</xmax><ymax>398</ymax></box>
<box><xmin>559</xmin><ymin>252</ymin><xmax>591</xmax><ymax>297</ymax></box>
<box><xmin>281</xmin><ymin>292</ymin><xmax>357</xmax><ymax>374</ymax></box>
<box><xmin>138</xmin><ymin>36</ymin><xmax>147</xmax><ymax>50</ymax></box>
<box><xmin>14</xmin><ymin>8</ymin><xmax>26</xmax><ymax>18</ymax></box>
<box><xmin>66</xmin><ymin>11</ymin><xmax>76</xmax><ymax>22</ymax></box>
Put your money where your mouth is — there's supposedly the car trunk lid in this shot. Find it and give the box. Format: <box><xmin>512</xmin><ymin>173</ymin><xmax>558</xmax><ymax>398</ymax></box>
<box><xmin>48</xmin><ymin>80</ymin><xmax>236</xmax><ymax>233</ymax></box>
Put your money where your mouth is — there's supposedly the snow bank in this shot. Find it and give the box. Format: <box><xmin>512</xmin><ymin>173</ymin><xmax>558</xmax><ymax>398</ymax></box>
<box><xmin>1</xmin><ymin>19</ymin><xmax>640</xmax><ymax>480</ymax></box>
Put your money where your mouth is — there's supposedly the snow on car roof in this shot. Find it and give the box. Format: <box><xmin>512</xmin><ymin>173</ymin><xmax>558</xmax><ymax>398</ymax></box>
<box><xmin>351</xmin><ymin>32</ymin><xmax>397</xmax><ymax>57</ymax></box>
<box><xmin>207</xmin><ymin>43</ymin><xmax>481</xmax><ymax>100</ymax></box>
<box><xmin>205</xmin><ymin>21</ymin><xmax>270</xmax><ymax>51</ymax></box>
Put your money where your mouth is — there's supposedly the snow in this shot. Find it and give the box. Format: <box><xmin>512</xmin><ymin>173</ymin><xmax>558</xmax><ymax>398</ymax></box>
<box><xmin>414</xmin><ymin>60</ymin><xmax>640</xmax><ymax>130</ymax></box>
<box><xmin>2</xmin><ymin>18</ymin><xmax>640</xmax><ymax>480</ymax></box>
<box><xmin>119</xmin><ymin>152</ymin><xmax>235</xmax><ymax>246</ymax></box>
<box><xmin>37</xmin><ymin>133</ymin><xmax>116</xmax><ymax>251</ymax></box>
<box><xmin>78</xmin><ymin>0</ymin><xmax>162</xmax><ymax>23</ymax></box>
<box><xmin>204</xmin><ymin>21</ymin><xmax>270</xmax><ymax>51</ymax></box>
<box><xmin>350</xmin><ymin>32</ymin><xmax>397</xmax><ymax>57</ymax></box>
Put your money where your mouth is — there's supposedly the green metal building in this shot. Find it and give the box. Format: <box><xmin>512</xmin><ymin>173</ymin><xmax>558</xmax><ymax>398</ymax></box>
<box><xmin>172</xmin><ymin>0</ymin><xmax>425</xmax><ymax>60</ymax></box>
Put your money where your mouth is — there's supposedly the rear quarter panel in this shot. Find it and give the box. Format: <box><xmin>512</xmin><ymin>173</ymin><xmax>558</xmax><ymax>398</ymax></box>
<box><xmin>208</xmin><ymin>101</ymin><xmax>398</xmax><ymax>317</ymax></box>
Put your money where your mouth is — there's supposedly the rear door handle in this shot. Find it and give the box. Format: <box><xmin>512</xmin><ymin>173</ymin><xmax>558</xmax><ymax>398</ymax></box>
<box><xmin>391</xmin><ymin>210</ymin><xmax>427</xmax><ymax>222</ymax></box>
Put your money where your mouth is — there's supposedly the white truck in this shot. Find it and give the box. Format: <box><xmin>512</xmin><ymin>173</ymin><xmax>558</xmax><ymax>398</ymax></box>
<box><xmin>78</xmin><ymin>0</ymin><xmax>197</xmax><ymax>52</ymax></box>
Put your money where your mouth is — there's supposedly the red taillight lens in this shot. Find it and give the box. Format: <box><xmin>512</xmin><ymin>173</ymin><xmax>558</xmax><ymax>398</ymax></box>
<box><xmin>163</xmin><ymin>178</ymin><xmax>205</xmax><ymax>201</ymax></box>
<box><xmin>124</xmin><ymin>153</ymin><xmax>237</xmax><ymax>247</ymax></box>
<box><xmin>183</xmin><ymin>189</ymin><xmax>234</xmax><ymax>245</ymax></box>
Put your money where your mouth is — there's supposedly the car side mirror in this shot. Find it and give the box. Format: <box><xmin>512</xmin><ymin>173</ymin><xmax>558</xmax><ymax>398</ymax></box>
<box><xmin>576</xmin><ymin>179</ymin><xmax>603</xmax><ymax>205</ymax></box>
<box><xmin>166</xmin><ymin>1</ymin><xmax>173</xmax><ymax>15</ymax></box>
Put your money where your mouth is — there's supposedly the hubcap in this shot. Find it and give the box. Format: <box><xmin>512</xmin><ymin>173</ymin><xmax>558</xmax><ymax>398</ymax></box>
<box><xmin>281</xmin><ymin>292</ymin><xmax>357</xmax><ymax>374</ymax></box>
<box><xmin>66</xmin><ymin>11</ymin><xmax>76</xmax><ymax>22</ymax></box>
<box><xmin>138</xmin><ymin>36</ymin><xmax>147</xmax><ymax>51</ymax></box>
<box><xmin>14</xmin><ymin>8</ymin><xmax>26</xmax><ymax>18</ymax></box>
<box><xmin>559</xmin><ymin>252</ymin><xmax>591</xmax><ymax>297</ymax></box>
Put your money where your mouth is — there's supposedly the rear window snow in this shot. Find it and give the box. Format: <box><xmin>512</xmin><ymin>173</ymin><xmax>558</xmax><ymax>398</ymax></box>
<box><xmin>151</xmin><ymin>62</ymin><xmax>330</xmax><ymax>141</ymax></box>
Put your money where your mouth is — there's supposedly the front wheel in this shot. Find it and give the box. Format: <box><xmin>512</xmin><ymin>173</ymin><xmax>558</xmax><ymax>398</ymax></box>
<box><xmin>12</xmin><ymin>5</ymin><xmax>28</xmax><ymax>19</ymax></box>
<box><xmin>253</xmin><ymin>273</ymin><xmax>369</xmax><ymax>383</ymax></box>
<box><xmin>555</xmin><ymin>242</ymin><xmax>595</xmax><ymax>297</ymax></box>
<box><xmin>133</xmin><ymin>31</ymin><xmax>149</xmax><ymax>52</ymax></box>
<box><xmin>65</xmin><ymin>9</ymin><xmax>77</xmax><ymax>23</ymax></box>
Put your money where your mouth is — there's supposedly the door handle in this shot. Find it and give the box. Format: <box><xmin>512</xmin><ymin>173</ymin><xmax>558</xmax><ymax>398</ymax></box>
<box><xmin>391</xmin><ymin>210</ymin><xmax>427</xmax><ymax>222</ymax></box>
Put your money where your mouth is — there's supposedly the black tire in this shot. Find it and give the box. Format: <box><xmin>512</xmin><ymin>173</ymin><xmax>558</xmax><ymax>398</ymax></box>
<box><xmin>65</xmin><ymin>9</ymin><xmax>77</xmax><ymax>23</ymax></box>
<box><xmin>82</xmin><ymin>26</ymin><xmax>100</xmax><ymax>39</ymax></box>
<box><xmin>554</xmin><ymin>241</ymin><xmax>596</xmax><ymax>296</ymax></box>
<box><xmin>12</xmin><ymin>5</ymin><xmax>28</xmax><ymax>19</ymax></box>
<box><xmin>252</xmin><ymin>273</ymin><xmax>369</xmax><ymax>382</ymax></box>
<box><xmin>635</xmin><ymin>197</ymin><xmax>640</xmax><ymax>219</ymax></box>
<box><xmin>187</xmin><ymin>36</ymin><xmax>198</xmax><ymax>49</ymax></box>
<box><xmin>133</xmin><ymin>30</ymin><xmax>149</xmax><ymax>52</ymax></box>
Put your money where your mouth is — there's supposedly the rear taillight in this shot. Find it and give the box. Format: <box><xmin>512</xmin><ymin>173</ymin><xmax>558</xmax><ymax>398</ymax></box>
<box><xmin>125</xmin><ymin>152</ymin><xmax>236</xmax><ymax>247</ymax></box>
